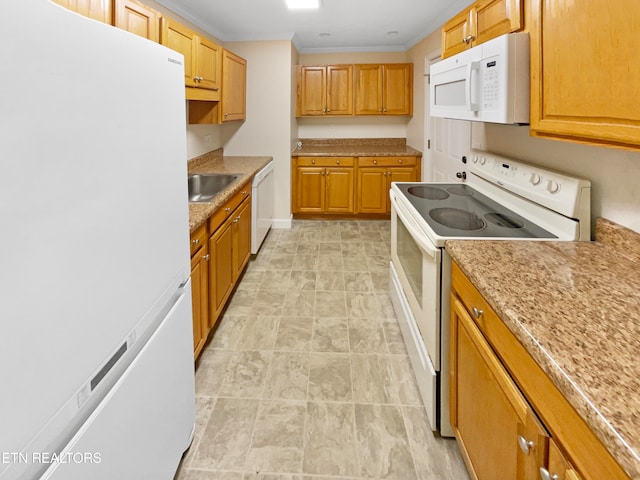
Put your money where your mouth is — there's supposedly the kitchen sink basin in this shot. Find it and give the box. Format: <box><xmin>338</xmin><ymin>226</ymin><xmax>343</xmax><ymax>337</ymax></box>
<box><xmin>188</xmin><ymin>173</ymin><xmax>242</xmax><ymax>203</ymax></box>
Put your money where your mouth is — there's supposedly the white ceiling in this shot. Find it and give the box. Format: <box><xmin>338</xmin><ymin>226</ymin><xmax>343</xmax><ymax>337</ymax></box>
<box><xmin>155</xmin><ymin>0</ymin><xmax>475</xmax><ymax>53</ymax></box>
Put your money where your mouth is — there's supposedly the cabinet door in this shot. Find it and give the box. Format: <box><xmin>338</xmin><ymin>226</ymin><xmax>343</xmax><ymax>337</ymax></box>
<box><xmin>357</xmin><ymin>167</ymin><xmax>387</xmax><ymax>213</ymax></box>
<box><xmin>530</xmin><ymin>0</ymin><xmax>640</xmax><ymax>148</ymax></box>
<box><xmin>326</xmin><ymin>65</ymin><xmax>353</xmax><ymax>115</ymax></box>
<box><xmin>450</xmin><ymin>297</ymin><xmax>530</xmax><ymax>480</ymax></box>
<box><xmin>232</xmin><ymin>197</ymin><xmax>252</xmax><ymax>280</ymax></box>
<box><xmin>386</xmin><ymin>167</ymin><xmax>416</xmax><ymax>212</ymax></box>
<box><xmin>196</xmin><ymin>36</ymin><xmax>222</xmax><ymax>91</ymax></box>
<box><xmin>209</xmin><ymin>220</ymin><xmax>234</xmax><ymax>325</ymax></box>
<box><xmin>383</xmin><ymin>64</ymin><xmax>413</xmax><ymax>115</ymax></box>
<box><xmin>354</xmin><ymin>64</ymin><xmax>383</xmax><ymax>115</ymax></box>
<box><xmin>325</xmin><ymin>168</ymin><xmax>354</xmax><ymax>213</ymax></box>
<box><xmin>221</xmin><ymin>49</ymin><xmax>247</xmax><ymax>121</ymax></box>
<box><xmin>295</xmin><ymin>167</ymin><xmax>325</xmax><ymax>213</ymax></box>
<box><xmin>53</xmin><ymin>0</ymin><xmax>112</xmax><ymax>23</ymax></box>
<box><xmin>190</xmin><ymin>246</ymin><xmax>209</xmax><ymax>359</ymax></box>
<box><xmin>442</xmin><ymin>7</ymin><xmax>472</xmax><ymax>58</ymax></box>
<box><xmin>473</xmin><ymin>0</ymin><xmax>522</xmax><ymax>45</ymax></box>
<box><xmin>161</xmin><ymin>18</ymin><xmax>197</xmax><ymax>87</ymax></box>
<box><xmin>114</xmin><ymin>0</ymin><xmax>159</xmax><ymax>41</ymax></box>
<box><xmin>546</xmin><ymin>440</ymin><xmax>584</xmax><ymax>480</ymax></box>
<box><xmin>298</xmin><ymin>66</ymin><xmax>327</xmax><ymax>116</ymax></box>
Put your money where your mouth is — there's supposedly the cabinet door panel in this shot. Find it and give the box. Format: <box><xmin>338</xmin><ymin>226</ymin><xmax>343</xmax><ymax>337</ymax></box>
<box><xmin>233</xmin><ymin>198</ymin><xmax>251</xmax><ymax>279</ymax></box>
<box><xmin>474</xmin><ymin>0</ymin><xmax>522</xmax><ymax>45</ymax></box>
<box><xmin>221</xmin><ymin>49</ymin><xmax>246</xmax><ymax>121</ymax></box>
<box><xmin>114</xmin><ymin>0</ymin><xmax>159</xmax><ymax>41</ymax></box>
<box><xmin>210</xmin><ymin>221</ymin><xmax>233</xmax><ymax>324</ymax></box>
<box><xmin>197</xmin><ymin>37</ymin><xmax>221</xmax><ymax>91</ymax></box>
<box><xmin>299</xmin><ymin>66</ymin><xmax>327</xmax><ymax>116</ymax></box>
<box><xmin>530</xmin><ymin>0</ymin><xmax>640</xmax><ymax>148</ymax></box>
<box><xmin>442</xmin><ymin>7</ymin><xmax>472</xmax><ymax>58</ymax></box>
<box><xmin>326</xmin><ymin>65</ymin><xmax>353</xmax><ymax>115</ymax></box>
<box><xmin>548</xmin><ymin>439</ymin><xmax>584</xmax><ymax>480</ymax></box>
<box><xmin>451</xmin><ymin>298</ymin><xmax>528</xmax><ymax>480</ymax></box>
<box><xmin>357</xmin><ymin>168</ymin><xmax>387</xmax><ymax>213</ymax></box>
<box><xmin>383</xmin><ymin>64</ymin><xmax>412</xmax><ymax>115</ymax></box>
<box><xmin>190</xmin><ymin>247</ymin><xmax>209</xmax><ymax>359</ymax></box>
<box><xmin>325</xmin><ymin>168</ymin><xmax>354</xmax><ymax>213</ymax></box>
<box><xmin>296</xmin><ymin>167</ymin><xmax>325</xmax><ymax>213</ymax></box>
<box><xmin>354</xmin><ymin>64</ymin><xmax>383</xmax><ymax>115</ymax></box>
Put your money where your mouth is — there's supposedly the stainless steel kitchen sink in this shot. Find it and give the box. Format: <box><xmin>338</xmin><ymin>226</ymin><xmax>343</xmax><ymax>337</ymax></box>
<box><xmin>188</xmin><ymin>173</ymin><xmax>242</xmax><ymax>203</ymax></box>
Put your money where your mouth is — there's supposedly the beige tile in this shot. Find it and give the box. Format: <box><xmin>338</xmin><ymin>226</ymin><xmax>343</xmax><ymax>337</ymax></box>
<box><xmin>315</xmin><ymin>271</ymin><xmax>345</xmax><ymax>292</ymax></box>
<box><xmin>368</xmin><ymin>256</ymin><xmax>390</xmax><ymax>273</ymax></box>
<box><xmin>345</xmin><ymin>293</ymin><xmax>382</xmax><ymax>319</ymax></box>
<box><xmin>210</xmin><ymin>314</ymin><xmax>248</xmax><ymax>349</ymax></box>
<box><xmin>302</xmin><ymin>402</ymin><xmax>359</xmax><ymax>477</ymax></box>
<box><xmin>383</xmin><ymin>321</ymin><xmax>407</xmax><ymax>354</ymax></box>
<box><xmin>343</xmin><ymin>271</ymin><xmax>375</xmax><ymax>293</ymax></box>
<box><xmin>296</xmin><ymin>243</ymin><xmax>319</xmax><ymax>255</ymax></box>
<box><xmin>340</xmin><ymin>230</ymin><xmax>363</xmax><ymax>242</ymax></box>
<box><xmin>226</xmin><ymin>288</ymin><xmax>258</xmax><ymax>314</ymax></box>
<box><xmin>402</xmin><ymin>406</ymin><xmax>470</xmax><ymax>480</ymax></box>
<box><xmin>219</xmin><ymin>350</ymin><xmax>272</xmax><ymax>397</ymax></box>
<box><xmin>195</xmin><ymin>349</ymin><xmax>233</xmax><ymax>396</ymax></box>
<box><xmin>292</xmin><ymin>254</ymin><xmax>318</xmax><ymax>270</ymax></box>
<box><xmin>354</xmin><ymin>404</ymin><xmax>417</xmax><ymax>480</ymax></box>
<box><xmin>246</xmin><ymin>400</ymin><xmax>306</xmax><ymax>473</ymax></box>
<box><xmin>264</xmin><ymin>352</ymin><xmax>309</xmax><ymax>400</ymax></box>
<box><xmin>177</xmin><ymin>469</ymin><xmax>244</xmax><ymax>480</ymax></box>
<box><xmin>364</xmin><ymin>241</ymin><xmax>390</xmax><ymax>257</ymax></box>
<box><xmin>376</xmin><ymin>293</ymin><xmax>397</xmax><ymax>319</ymax></box>
<box><xmin>311</xmin><ymin>317</ymin><xmax>349</xmax><ymax>353</ymax></box>
<box><xmin>351</xmin><ymin>355</ymin><xmax>396</xmax><ymax>404</ymax></box>
<box><xmin>191</xmin><ymin>397</ymin><xmax>259</xmax><ymax>470</ymax></box>
<box><xmin>273</xmin><ymin>241</ymin><xmax>299</xmax><ymax>255</ymax></box>
<box><xmin>348</xmin><ymin>319</ymin><xmax>387</xmax><ymax>354</ymax></box>
<box><xmin>260</xmin><ymin>270</ymin><xmax>293</xmax><ymax>292</ymax></box>
<box><xmin>341</xmin><ymin>242</ymin><xmax>365</xmax><ymax>256</ymax></box>
<box><xmin>317</xmin><ymin>242</ymin><xmax>342</xmax><ymax>255</ymax></box>
<box><xmin>308</xmin><ymin>353</ymin><xmax>352</xmax><ymax>402</ymax></box>
<box><xmin>316</xmin><ymin>255</ymin><xmax>343</xmax><ymax>271</ymax></box>
<box><xmin>274</xmin><ymin>317</ymin><xmax>313</xmax><ymax>351</ymax></box>
<box><xmin>288</xmin><ymin>271</ymin><xmax>316</xmax><ymax>291</ymax></box>
<box><xmin>243</xmin><ymin>474</ymin><xmax>303</xmax><ymax>480</ymax></box>
<box><xmin>389</xmin><ymin>355</ymin><xmax>423</xmax><ymax>405</ymax></box>
<box><xmin>180</xmin><ymin>396</ymin><xmax>217</xmax><ymax>468</ymax></box>
<box><xmin>282</xmin><ymin>290</ymin><xmax>315</xmax><ymax>317</ymax></box>
<box><xmin>268</xmin><ymin>254</ymin><xmax>296</xmax><ymax>270</ymax></box>
<box><xmin>314</xmin><ymin>291</ymin><xmax>347</xmax><ymax>317</ymax></box>
<box><xmin>237</xmin><ymin>316</ymin><xmax>280</xmax><ymax>350</ymax></box>
<box><xmin>253</xmin><ymin>290</ymin><xmax>286</xmax><ymax>316</ymax></box>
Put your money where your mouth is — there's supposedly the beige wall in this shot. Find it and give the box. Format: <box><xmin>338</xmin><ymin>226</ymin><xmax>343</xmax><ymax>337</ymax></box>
<box><xmin>221</xmin><ymin>40</ymin><xmax>296</xmax><ymax>226</ymax></box>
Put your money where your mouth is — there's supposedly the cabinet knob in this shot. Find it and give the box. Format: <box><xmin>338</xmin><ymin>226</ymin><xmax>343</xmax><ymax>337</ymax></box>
<box><xmin>203</xmin><ymin>254</ymin><xmax>210</xmax><ymax>261</ymax></box>
<box><xmin>472</xmin><ymin>307</ymin><xmax>483</xmax><ymax>318</ymax></box>
<box><xmin>382</xmin><ymin>108</ymin><xmax>387</xmax><ymax>113</ymax></box>
<box><xmin>398</xmin><ymin>159</ymin><xmax>403</xmax><ymax>164</ymax></box>
<box><xmin>224</xmin><ymin>112</ymin><xmax>229</xmax><ymax>118</ymax></box>
<box><xmin>192</xmin><ymin>238</ymin><xmax>200</xmax><ymax>245</ymax></box>
<box><xmin>311</xmin><ymin>159</ymin><xmax>315</xmax><ymax>164</ymax></box>
<box><xmin>373</xmin><ymin>159</ymin><xmax>377</xmax><ymax>165</ymax></box>
<box><xmin>225</xmin><ymin>207</ymin><xmax>231</xmax><ymax>213</ymax></box>
<box><xmin>242</xmin><ymin>191</ymin><xmax>248</xmax><ymax>195</ymax></box>
<box><xmin>463</xmin><ymin>35</ymin><xmax>475</xmax><ymax>44</ymax></box>
<box><xmin>517</xmin><ymin>435</ymin><xmax>535</xmax><ymax>455</ymax></box>
<box><xmin>539</xmin><ymin>468</ymin><xmax>559</xmax><ymax>480</ymax></box>
<box><xmin>336</xmin><ymin>159</ymin><xmax>340</xmax><ymax>165</ymax></box>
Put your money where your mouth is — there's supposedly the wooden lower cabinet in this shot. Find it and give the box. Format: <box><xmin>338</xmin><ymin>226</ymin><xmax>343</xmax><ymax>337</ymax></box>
<box><xmin>190</xmin><ymin>244</ymin><xmax>209</xmax><ymax>359</ymax></box>
<box><xmin>356</xmin><ymin>156</ymin><xmax>418</xmax><ymax>214</ymax></box>
<box><xmin>450</xmin><ymin>262</ymin><xmax>631</xmax><ymax>480</ymax></box>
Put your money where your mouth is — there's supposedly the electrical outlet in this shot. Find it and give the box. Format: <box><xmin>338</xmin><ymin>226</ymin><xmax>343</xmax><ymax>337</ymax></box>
<box><xmin>204</xmin><ymin>135</ymin><xmax>212</xmax><ymax>147</ymax></box>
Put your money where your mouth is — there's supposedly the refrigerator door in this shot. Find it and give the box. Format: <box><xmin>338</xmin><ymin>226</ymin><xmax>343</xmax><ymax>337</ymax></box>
<box><xmin>0</xmin><ymin>1</ymin><xmax>194</xmax><ymax>478</ymax></box>
<box><xmin>40</xmin><ymin>287</ymin><xmax>195</xmax><ymax>480</ymax></box>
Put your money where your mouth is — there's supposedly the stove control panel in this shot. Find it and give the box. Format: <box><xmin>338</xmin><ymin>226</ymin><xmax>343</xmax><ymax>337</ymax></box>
<box><xmin>467</xmin><ymin>150</ymin><xmax>590</xmax><ymax>219</ymax></box>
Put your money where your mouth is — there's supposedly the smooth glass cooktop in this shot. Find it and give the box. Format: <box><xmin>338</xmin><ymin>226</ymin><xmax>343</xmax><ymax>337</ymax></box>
<box><xmin>396</xmin><ymin>183</ymin><xmax>557</xmax><ymax>239</ymax></box>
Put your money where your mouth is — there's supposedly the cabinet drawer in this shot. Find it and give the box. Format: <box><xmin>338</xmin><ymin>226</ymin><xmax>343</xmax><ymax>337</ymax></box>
<box><xmin>207</xmin><ymin>181</ymin><xmax>251</xmax><ymax>233</ymax></box>
<box><xmin>358</xmin><ymin>156</ymin><xmax>416</xmax><ymax>167</ymax></box>
<box><xmin>189</xmin><ymin>223</ymin><xmax>208</xmax><ymax>256</ymax></box>
<box><xmin>296</xmin><ymin>156</ymin><xmax>354</xmax><ymax>167</ymax></box>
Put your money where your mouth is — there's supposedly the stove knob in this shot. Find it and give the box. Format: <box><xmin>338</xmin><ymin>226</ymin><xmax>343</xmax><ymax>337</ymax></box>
<box><xmin>529</xmin><ymin>173</ymin><xmax>542</xmax><ymax>185</ymax></box>
<box><xmin>546</xmin><ymin>179</ymin><xmax>560</xmax><ymax>193</ymax></box>
<box><xmin>472</xmin><ymin>155</ymin><xmax>478</xmax><ymax>163</ymax></box>
<box><xmin>480</xmin><ymin>156</ymin><xmax>486</xmax><ymax>165</ymax></box>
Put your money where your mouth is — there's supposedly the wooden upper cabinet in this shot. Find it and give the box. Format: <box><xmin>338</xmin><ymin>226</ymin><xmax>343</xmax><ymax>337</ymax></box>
<box><xmin>441</xmin><ymin>0</ymin><xmax>522</xmax><ymax>58</ymax></box>
<box><xmin>221</xmin><ymin>49</ymin><xmax>247</xmax><ymax>122</ymax></box>
<box><xmin>298</xmin><ymin>65</ymin><xmax>353</xmax><ymax>116</ymax></box>
<box><xmin>530</xmin><ymin>0</ymin><xmax>640</xmax><ymax>149</ymax></box>
<box><xmin>52</xmin><ymin>0</ymin><xmax>112</xmax><ymax>23</ymax></box>
<box><xmin>114</xmin><ymin>0</ymin><xmax>159</xmax><ymax>41</ymax></box>
<box><xmin>160</xmin><ymin>17</ymin><xmax>221</xmax><ymax>100</ymax></box>
<box><xmin>355</xmin><ymin>64</ymin><xmax>413</xmax><ymax>115</ymax></box>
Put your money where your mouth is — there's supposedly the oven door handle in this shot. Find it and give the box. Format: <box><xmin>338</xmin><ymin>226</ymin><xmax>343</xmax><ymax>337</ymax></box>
<box><xmin>391</xmin><ymin>191</ymin><xmax>441</xmax><ymax>261</ymax></box>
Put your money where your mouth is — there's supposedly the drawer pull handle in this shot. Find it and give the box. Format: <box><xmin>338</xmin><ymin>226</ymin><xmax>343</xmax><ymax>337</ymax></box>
<box><xmin>242</xmin><ymin>191</ymin><xmax>248</xmax><ymax>195</ymax></box>
<box><xmin>192</xmin><ymin>238</ymin><xmax>200</xmax><ymax>245</ymax></box>
<box><xmin>225</xmin><ymin>207</ymin><xmax>231</xmax><ymax>212</ymax></box>
<box><xmin>373</xmin><ymin>159</ymin><xmax>377</xmax><ymax>165</ymax></box>
<box><xmin>203</xmin><ymin>254</ymin><xmax>210</xmax><ymax>261</ymax></box>
<box><xmin>472</xmin><ymin>307</ymin><xmax>483</xmax><ymax>318</ymax></box>
<box><xmin>398</xmin><ymin>159</ymin><xmax>403</xmax><ymax>164</ymax></box>
<box><xmin>539</xmin><ymin>468</ymin><xmax>559</xmax><ymax>480</ymax></box>
<box><xmin>517</xmin><ymin>435</ymin><xmax>534</xmax><ymax>455</ymax></box>
<box><xmin>312</xmin><ymin>159</ymin><xmax>315</xmax><ymax>164</ymax></box>
<box><xmin>336</xmin><ymin>160</ymin><xmax>340</xmax><ymax>165</ymax></box>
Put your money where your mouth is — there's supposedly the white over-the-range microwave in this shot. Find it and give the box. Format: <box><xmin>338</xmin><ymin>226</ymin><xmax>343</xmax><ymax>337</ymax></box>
<box><xmin>430</xmin><ymin>32</ymin><xmax>530</xmax><ymax>124</ymax></box>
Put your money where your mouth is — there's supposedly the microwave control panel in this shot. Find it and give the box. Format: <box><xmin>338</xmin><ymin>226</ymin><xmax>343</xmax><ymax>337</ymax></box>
<box><xmin>482</xmin><ymin>57</ymin><xmax>499</xmax><ymax>110</ymax></box>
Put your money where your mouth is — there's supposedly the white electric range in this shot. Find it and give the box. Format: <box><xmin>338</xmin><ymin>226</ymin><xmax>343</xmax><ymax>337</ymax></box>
<box><xmin>389</xmin><ymin>149</ymin><xmax>591</xmax><ymax>436</ymax></box>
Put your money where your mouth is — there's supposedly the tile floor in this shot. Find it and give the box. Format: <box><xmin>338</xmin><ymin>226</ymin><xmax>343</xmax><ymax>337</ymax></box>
<box><xmin>175</xmin><ymin>220</ymin><xmax>469</xmax><ymax>480</ymax></box>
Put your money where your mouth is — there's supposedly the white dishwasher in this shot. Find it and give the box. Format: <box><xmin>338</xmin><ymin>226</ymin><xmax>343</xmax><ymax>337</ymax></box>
<box><xmin>251</xmin><ymin>161</ymin><xmax>274</xmax><ymax>254</ymax></box>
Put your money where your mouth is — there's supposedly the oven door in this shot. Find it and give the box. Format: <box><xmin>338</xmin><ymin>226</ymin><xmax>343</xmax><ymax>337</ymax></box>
<box><xmin>390</xmin><ymin>191</ymin><xmax>441</xmax><ymax>430</ymax></box>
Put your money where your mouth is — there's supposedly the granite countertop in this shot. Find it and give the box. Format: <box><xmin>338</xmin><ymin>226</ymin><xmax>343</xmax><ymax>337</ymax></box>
<box><xmin>445</xmin><ymin>232</ymin><xmax>640</xmax><ymax>479</ymax></box>
<box><xmin>291</xmin><ymin>138</ymin><xmax>422</xmax><ymax>157</ymax></box>
<box><xmin>187</xmin><ymin>149</ymin><xmax>272</xmax><ymax>232</ymax></box>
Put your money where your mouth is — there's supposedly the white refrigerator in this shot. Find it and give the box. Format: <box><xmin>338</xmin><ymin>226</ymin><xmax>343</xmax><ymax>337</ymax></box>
<box><xmin>0</xmin><ymin>1</ymin><xmax>196</xmax><ymax>479</ymax></box>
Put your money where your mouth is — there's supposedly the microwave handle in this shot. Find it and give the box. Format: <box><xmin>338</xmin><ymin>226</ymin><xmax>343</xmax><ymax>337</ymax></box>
<box><xmin>466</xmin><ymin>61</ymin><xmax>480</xmax><ymax>112</ymax></box>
